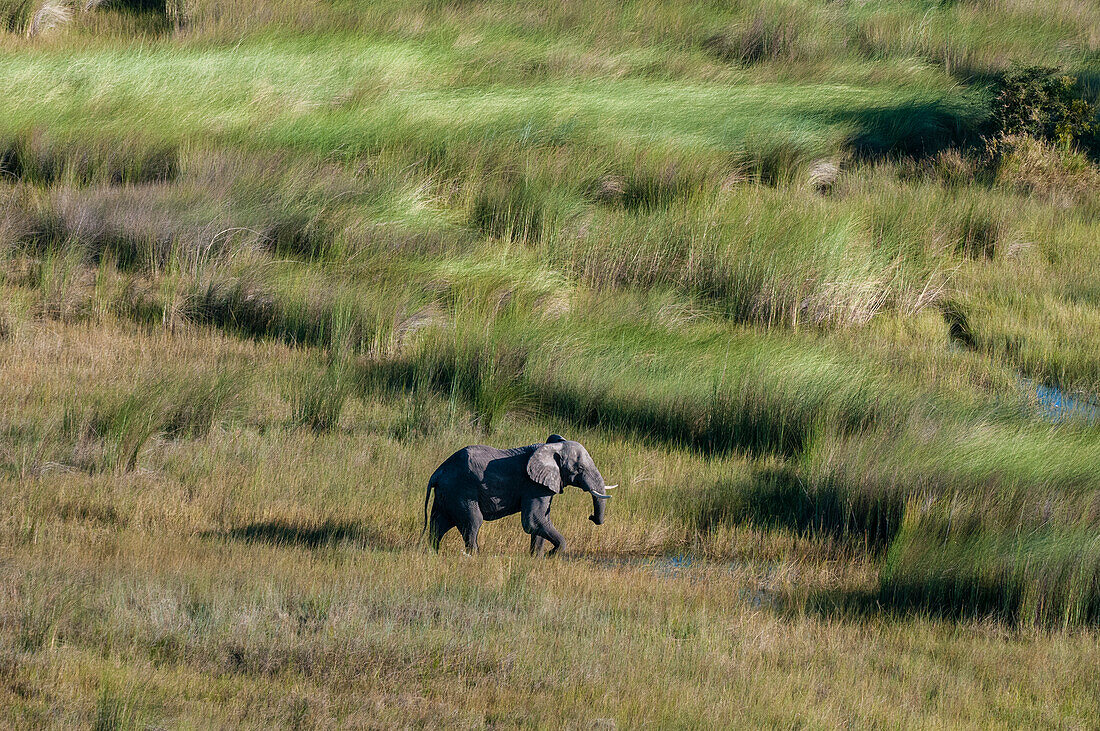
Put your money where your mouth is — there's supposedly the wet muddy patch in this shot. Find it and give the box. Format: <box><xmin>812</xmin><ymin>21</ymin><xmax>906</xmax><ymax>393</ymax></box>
<box><xmin>588</xmin><ymin>554</ymin><xmax>781</xmax><ymax>609</ymax></box>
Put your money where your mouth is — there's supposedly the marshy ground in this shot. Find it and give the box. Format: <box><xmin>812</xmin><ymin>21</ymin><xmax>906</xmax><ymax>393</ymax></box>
<box><xmin>4</xmin><ymin>0</ymin><xmax>1100</xmax><ymax>726</ymax></box>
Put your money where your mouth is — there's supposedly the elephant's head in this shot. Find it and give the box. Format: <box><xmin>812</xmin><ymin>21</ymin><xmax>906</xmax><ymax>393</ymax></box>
<box><xmin>526</xmin><ymin>434</ymin><xmax>616</xmax><ymax>525</ymax></box>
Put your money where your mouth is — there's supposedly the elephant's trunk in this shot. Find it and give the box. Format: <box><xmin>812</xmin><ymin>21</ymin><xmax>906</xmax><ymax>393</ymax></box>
<box><xmin>588</xmin><ymin>474</ymin><xmax>611</xmax><ymax>525</ymax></box>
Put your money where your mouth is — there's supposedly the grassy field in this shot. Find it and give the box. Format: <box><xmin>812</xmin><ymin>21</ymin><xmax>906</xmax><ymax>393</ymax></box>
<box><xmin>4</xmin><ymin>0</ymin><xmax>1100</xmax><ymax>726</ymax></box>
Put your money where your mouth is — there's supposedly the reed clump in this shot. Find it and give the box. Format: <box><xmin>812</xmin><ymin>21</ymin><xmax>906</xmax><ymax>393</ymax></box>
<box><xmin>61</xmin><ymin>369</ymin><xmax>248</xmax><ymax>472</ymax></box>
<box><xmin>285</xmin><ymin>357</ymin><xmax>352</xmax><ymax>433</ymax></box>
<box><xmin>882</xmin><ymin>513</ymin><xmax>1100</xmax><ymax>627</ymax></box>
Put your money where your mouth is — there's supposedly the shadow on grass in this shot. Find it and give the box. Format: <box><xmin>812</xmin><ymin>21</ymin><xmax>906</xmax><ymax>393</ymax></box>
<box><xmin>818</xmin><ymin>97</ymin><xmax>987</xmax><ymax>159</ymax></box>
<box><xmin>204</xmin><ymin>519</ymin><xmax>397</xmax><ymax>551</ymax></box>
<box><xmin>469</xmin><ymin>180</ymin><xmax>544</xmax><ymax>242</ymax></box>
<box><xmin>0</xmin><ymin>135</ymin><xmax>178</xmax><ymax>186</ymax></box>
<box><xmin>532</xmin><ymin>385</ymin><xmax>809</xmax><ymax>459</ymax></box>
<box><xmin>788</xmin><ymin>551</ymin><xmax>1100</xmax><ymax>628</ymax></box>
<box><xmin>789</xmin><ymin>583</ymin><xmax>1036</xmax><ymax>627</ymax></box>
<box><xmin>360</xmin><ymin>359</ymin><xmax>817</xmax><ymax>459</ymax></box>
<box><xmin>182</xmin><ymin>279</ymin><xmax>386</xmax><ymax>353</ymax></box>
<box><xmin>693</xmin><ymin>467</ymin><xmax>906</xmax><ymax>553</ymax></box>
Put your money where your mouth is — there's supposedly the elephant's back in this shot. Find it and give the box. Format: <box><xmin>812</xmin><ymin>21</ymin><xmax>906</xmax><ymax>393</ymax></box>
<box><xmin>434</xmin><ymin>445</ymin><xmax>509</xmax><ymax>484</ymax></box>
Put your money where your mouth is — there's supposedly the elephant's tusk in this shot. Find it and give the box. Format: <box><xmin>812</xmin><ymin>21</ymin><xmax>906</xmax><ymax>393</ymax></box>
<box><xmin>603</xmin><ymin>484</ymin><xmax>618</xmax><ymax>490</ymax></box>
<box><xmin>592</xmin><ymin>492</ymin><xmax>613</xmax><ymax>499</ymax></box>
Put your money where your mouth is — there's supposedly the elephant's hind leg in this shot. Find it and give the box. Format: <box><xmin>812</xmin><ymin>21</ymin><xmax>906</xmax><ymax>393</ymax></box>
<box><xmin>459</xmin><ymin>510</ymin><xmax>483</xmax><ymax>556</ymax></box>
<box><xmin>428</xmin><ymin>505</ymin><xmax>455</xmax><ymax>551</ymax></box>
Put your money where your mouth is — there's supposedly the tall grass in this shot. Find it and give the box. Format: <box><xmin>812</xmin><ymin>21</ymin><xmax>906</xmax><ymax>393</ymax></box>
<box><xmin>66</xmin><ymin>380</ymin><xmax>167</xmax><ymax>472</ymax></box>
<box><xmin>161</xmin><ymin>367</ymin><xmax>250</xmax><ymax>438</ymax></box>
<box><xmin>61</xmin><ymin>369</ymin><xmax>248</xmax><ymax>472</ymax></box>
<box><xmin>284</xmin><ymin>357</ymin><xmax>351</xmax><ymax>432</ymax></box>
<box><xmin>882</xmin><ymin>513</ymin><xmax>1100</xmax><ymax>627</ymax></box>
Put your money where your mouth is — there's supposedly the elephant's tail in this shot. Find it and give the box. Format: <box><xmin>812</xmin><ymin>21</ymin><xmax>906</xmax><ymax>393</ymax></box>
<box><xmin>421</xmin><ymin>473</ymin><xmax>438</xmax><ymax>540</ymax></box>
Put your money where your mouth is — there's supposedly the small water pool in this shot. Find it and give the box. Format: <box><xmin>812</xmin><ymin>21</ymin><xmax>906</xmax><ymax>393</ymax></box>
<box><xmin>1024</xmin><ymin>379</ymin><xmax>1100</xmax><ymax>424</ymax></box>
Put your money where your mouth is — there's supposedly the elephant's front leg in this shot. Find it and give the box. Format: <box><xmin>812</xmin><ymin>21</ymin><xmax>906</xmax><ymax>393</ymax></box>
<box><xmin>529</xmin><ymin>496</ymin><xmax>553</xmax><ymax>556</ymax></box>
<box><xmin>521</xmin><ymin>495</ymin><xmax>566</xmax><ymax>556</ymax></box>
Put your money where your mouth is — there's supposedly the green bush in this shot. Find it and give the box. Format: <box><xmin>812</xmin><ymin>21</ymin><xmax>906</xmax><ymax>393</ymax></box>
<box><xmin>988</xmin><ymin>66</ymin><xmax>1096</xmax><ymax>149</ymax></box>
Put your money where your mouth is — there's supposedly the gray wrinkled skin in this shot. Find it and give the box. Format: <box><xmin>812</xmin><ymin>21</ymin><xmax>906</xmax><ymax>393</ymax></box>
<box><xmin>423</xmin><ymin>434</ymin><xmax>612</xmax><ymax>556</ymax></box>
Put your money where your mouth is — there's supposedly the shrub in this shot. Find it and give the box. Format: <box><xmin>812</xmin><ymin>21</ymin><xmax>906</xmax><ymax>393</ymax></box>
<box><xmin>988</xmin><ymin>66</ymin><xmax>1096</xmax><ymax>149</ymax></box>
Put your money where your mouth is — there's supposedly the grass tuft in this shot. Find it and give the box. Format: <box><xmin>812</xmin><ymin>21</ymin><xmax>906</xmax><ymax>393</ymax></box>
<box><xmin>285</xmin><ymin>358</ymin><xmax>351</xmax><ymax>433</ymax></box>
<box><xmin>68</xmin><ymin>380</ymin><xmax>167</xmax><ymax>473</ymax></box>
<box><xmin>61</xmin><ymin>369</ymin><xmax>247</xmax><ymax>472</ymax></box>
<box><xmin>161</xmin><ymin>368</ymin><xmax>250</xmax><ymax>439</ymax></box>
<box><xmin>93</xmin><ymin>676</ymin><xmax>142</xmax><ymax>731</ymax></box>
<box><xmin>991</xmin><ymin>134</ymin><xmax>1100</xmax><ymax>205</ymax></box>
<box><xmin>704</xmin><ymin>11</ymin><xmax>802</xmax><ymax>66</ymax></box>
<box><xmin>0</xmin><ymin>134</ymin><xmax>178</xmax><ymax>187</ymax></box>
<box><xmin>469</xmin><ymin>179</ymin><xmax>544</xmax><ymax>242</ymax></box>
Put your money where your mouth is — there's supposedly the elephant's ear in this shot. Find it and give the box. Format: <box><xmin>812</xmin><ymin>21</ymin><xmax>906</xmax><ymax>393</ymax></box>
<box><xmin>546</xmin><ymin>434</ymin><xmax>566</xmax><ymax>444</ymax></box>
<box><xmin>527</xmin><ymin>444</ymin><xmax>563</xmax><ymax>493</ymax></box>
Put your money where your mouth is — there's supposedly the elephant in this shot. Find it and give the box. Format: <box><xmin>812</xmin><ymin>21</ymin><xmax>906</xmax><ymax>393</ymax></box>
<box><xmin>422</xmin><ymin>434</ymin><xmax>616</xmax><ymax>556</ymax></box>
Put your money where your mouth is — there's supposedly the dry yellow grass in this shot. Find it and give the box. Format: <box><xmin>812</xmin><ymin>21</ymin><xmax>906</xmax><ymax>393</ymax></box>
<box><xmin>1</xmin><ymin>310</ymin><xmax>1098</xmax><ymax>727</ymax></box>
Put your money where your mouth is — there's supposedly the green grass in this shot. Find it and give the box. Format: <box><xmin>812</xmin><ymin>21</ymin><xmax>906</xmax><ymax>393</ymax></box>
<box><xmin>0</xmin><ymin>37</ymin><xmax>978</xmax><ymax>168</ymax></box>
<box><xmin>883</xmin><ymin>515</ymin><xmax>1100</xmax><ymax>627</ymax></box>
